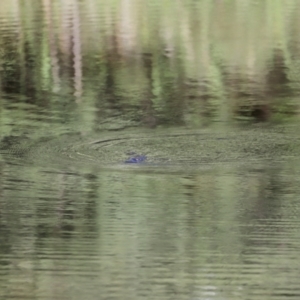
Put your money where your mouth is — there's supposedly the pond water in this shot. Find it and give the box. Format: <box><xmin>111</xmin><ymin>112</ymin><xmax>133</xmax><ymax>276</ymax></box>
<box><xmin>1</xmin><ymin>1</ymin><xmax>300</xmax><ymax>299</ymax></box>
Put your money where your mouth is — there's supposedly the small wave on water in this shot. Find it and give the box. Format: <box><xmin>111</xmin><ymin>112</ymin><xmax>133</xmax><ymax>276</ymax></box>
<box><xmin>0</xmin><ymin>126</ymin><xmax>299</xmax><ymax>173</ymax></box>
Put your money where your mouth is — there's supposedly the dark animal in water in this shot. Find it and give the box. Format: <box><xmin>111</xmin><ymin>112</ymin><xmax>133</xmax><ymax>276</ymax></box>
<box><xmin>125</xmin><ymin>155</ymin><xmax>147</xmax><ymax>163</ymax></box>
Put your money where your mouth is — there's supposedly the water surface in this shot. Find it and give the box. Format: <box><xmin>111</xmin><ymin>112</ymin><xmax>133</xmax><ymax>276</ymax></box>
<box><xmin>1</xmin><ymin>1</ymin><xmax>300</xmax><ymax>299</ymax></box>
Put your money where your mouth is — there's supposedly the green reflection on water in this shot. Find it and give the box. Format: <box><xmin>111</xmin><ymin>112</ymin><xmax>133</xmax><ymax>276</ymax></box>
<box><xmin>0</xmin><ymin>0</ymin><xmax>300</xmax><ymax>132</ymax></box>
<box><xmin>1</xmin><ymin>0</ymin><xmax>300</xmax><ymax>299</ymax></box>
<box><xmin>1</xmin><ymin>160</ymin><xmax>300</xmax><ymax>299</ymax></box>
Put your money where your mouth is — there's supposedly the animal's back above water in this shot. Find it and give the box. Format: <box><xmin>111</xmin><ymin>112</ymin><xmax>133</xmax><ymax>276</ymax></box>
<box><xmin>125</xmin><ymin>155</ymin><xmax>147</xmax><ymax>163</ymax></box>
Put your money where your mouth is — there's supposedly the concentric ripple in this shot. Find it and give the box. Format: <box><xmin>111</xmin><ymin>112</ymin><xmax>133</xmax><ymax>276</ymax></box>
<box><xmin>1</xmin><ymin>126</ymin><xmax>299</xmax><ymax>171</ymax></box>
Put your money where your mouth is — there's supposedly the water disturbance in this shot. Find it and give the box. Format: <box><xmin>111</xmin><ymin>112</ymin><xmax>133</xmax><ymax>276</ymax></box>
<box><xmin>2</xmin><ymin>126</ymin><xmax>299</xmax><ymax>173</ymax></box>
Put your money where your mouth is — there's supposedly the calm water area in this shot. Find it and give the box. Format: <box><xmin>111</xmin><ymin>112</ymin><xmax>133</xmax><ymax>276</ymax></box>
<box><xmin>1</xmin><ymin>1</ymin><xmax>300</xmax><ymax>299</ymax></box>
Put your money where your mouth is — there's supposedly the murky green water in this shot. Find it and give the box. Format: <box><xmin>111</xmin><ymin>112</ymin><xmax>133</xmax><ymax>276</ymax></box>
<box><xmin>1</xmin><ymin>0</ymin><xmax>300</xmax><ymax>299</ymax></box>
